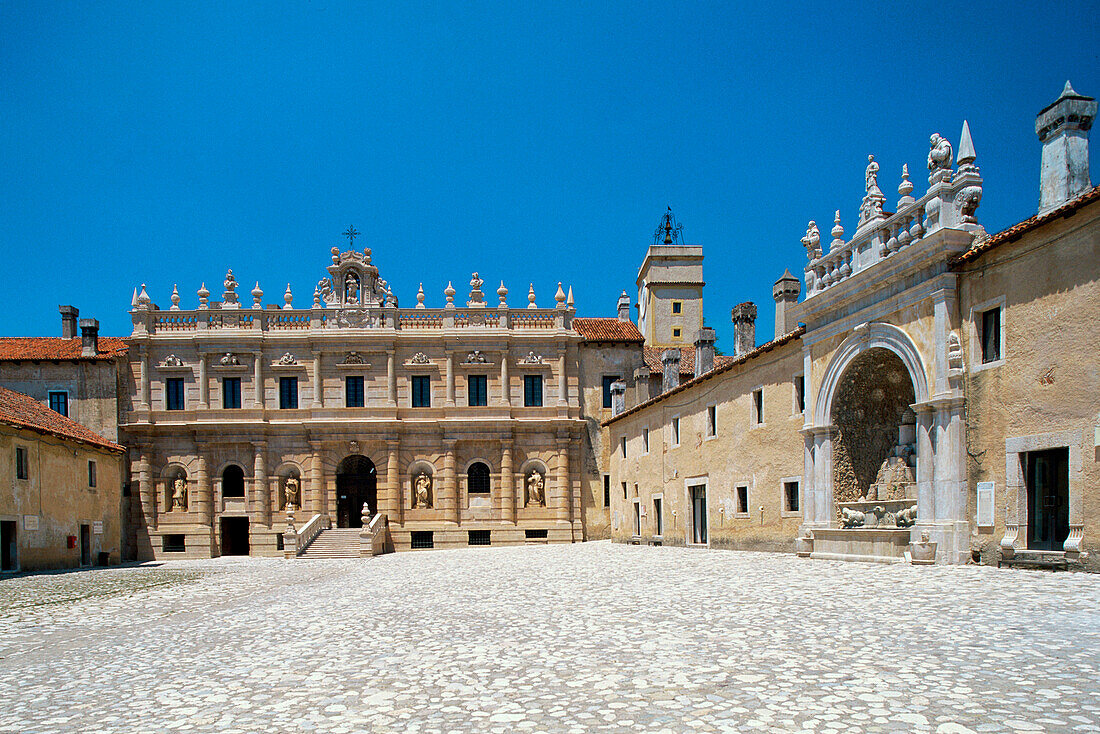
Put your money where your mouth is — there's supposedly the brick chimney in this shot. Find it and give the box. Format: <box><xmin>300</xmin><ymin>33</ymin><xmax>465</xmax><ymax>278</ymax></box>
<box><xmin>661</xmin><ymin>349</ymin><xmax>681</xmax><ymax>392</ymax></box>
<box><xmin>772</xmin><ymin>270</ymin><xmax>801</xmax><ymax>340</ymax></box>
<box><xmin>79</xmin><ymin>318</ymin><xmax>99</xmax><ymax>358</ymax></box>
<box><xmin>731</xmin><ymin>302</ymin><xmax>757</xmax><ymax>357</ymax></box>
<box><xmin>617</xmin><ymin>291</ymin><xmax>631</xmax><ymax>322</ymax></box>
<box><xmin>693</xmin><ymin>328</ymin><xmax>716</xmax><ymax>378</ymax></box>
<box><xmin>1036</xmin><ymin>81</ymin><xmax>1096</xmax><ymax>214</ymax></box>
<box><xmin>59</xmin><ymin>305</ymin><xmax>79</xmax><ymax>339</ymax></box>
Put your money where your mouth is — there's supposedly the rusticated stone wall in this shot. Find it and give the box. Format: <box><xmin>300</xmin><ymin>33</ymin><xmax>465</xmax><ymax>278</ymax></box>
<box><xmin>831</xmin><ymin>348</ymin><xmax>915</xmax><ymax>509</ymax></box>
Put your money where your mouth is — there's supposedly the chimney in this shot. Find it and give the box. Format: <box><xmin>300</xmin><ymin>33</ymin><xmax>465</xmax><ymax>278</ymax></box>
<box><xmin>1036</xmin><ymin>81</ymin><xmax>1096</xmax><ymax>214</ymax></box>
<box><xmin>772</xmin><ymin>270</ymin><xmax>801</xmax><ymax>339</ymax></box>
<box><xmin>59</xmin><ymin>305</ymin><xmax>79</xmax><ymax>339</ymax></box>
<box><xmin>79</xmin><ymin>318</ymin><xmax>99</xmax><ymax>358</ymax></box>
<box><xmin>693</xmin><ymin>328</ymin><xmax>716</xmax><ymax>377</ymax></box>
<box><xmin>731</xmin><ymin>302</ymin><xmax>757</xmax><ymax>357</ymax></box>
<box><xmin>610</xmin><ymin>379</ymin><xmax>627</xmax><ymax>416</ymax></box>
<box><xmin>661</xmin><ymin>349</ymin><xmax>681</xmax><ymax>392</ymax></box>
<box><xmin>617</xmin><ymin>291</ymin><xmax>631</xmax><ymax>322</ymax></box>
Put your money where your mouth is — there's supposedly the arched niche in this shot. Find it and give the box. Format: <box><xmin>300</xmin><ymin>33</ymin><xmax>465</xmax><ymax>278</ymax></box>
<box><xmin>465</xmin><ymin>460</ymin><xmax>492</xmax><ymax>509</ymax></box>
<box><xmin>221</xmin><ymin>464</ymin><xmax>246</xmax><ymax>499</ymax></box>
<box><xmin>518</xmin><ymin>459</ymin><xmax>548</xmax><ymax>508</ymax></box>
<box><xmin>408</xmin><ymin>460</ymin><xmax>436</xmax><ymax>510</ymax></box>
<box><xmin>162</xmin><ymin>463</ymin><xmax>189</xmax><ymax>512</ymax></box>
<box><xmin>274</xmin><ymin>462</ymin><xmax>303</xmax><ymax>510</ymax></box>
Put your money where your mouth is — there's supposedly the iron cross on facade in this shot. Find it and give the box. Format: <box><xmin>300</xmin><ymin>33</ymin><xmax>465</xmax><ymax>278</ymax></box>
<box><xmin>343</xmin><ymin>225</ymin><xmax>360</xmax><ymax>247</ymax></box>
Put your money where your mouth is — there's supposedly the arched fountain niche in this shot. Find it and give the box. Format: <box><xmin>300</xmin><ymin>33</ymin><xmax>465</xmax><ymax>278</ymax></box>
<box><xmin>830</xmin><ymin>348</ymin><xmax>918</xmax><ymax>529</ymax></box>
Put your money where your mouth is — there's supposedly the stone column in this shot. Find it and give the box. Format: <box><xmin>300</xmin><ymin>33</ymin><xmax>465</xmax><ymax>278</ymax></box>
<box><xmin>500</xmin><ymin>440</ymin><xmax>514</xmax><ymax>523</ymax></box>
<box><xmin>555</xmin><ymin>438</ymin><xmax>570</xmax><ymax>521</ymax></box>
<box><xmin>253</xmin><ymin>442</ymin><xmax>268</xmax><ymax>527</ymax></box>
<box><xmin>812</xmin><ymin>427</ymin><xmax>835</xmax><ymax>524</ymax></box>
<box><xmin>312</xmin><ymin>351</ymin><xmax>323</xmax><ymax>407</ymax></box>
<box><xmin>139</xmin><ymin>347</ymin><xmax>151</xmax><ymax>408</ymax></box>
<box><xmin>310</xmin><ymin>441</ymin><xmax>324</xmax><ymax>519</ymax></box>
<box><xmin>195</xmin><ymin>452</ymin><xmax>212</xmax><ymax>526</ymax></box>
<box><xmin>914</xmin><ymin>405</ymin><xmax>935</xmax><ymax>524</ymax></box>
<box><xmin>500</xmin><ymin>353</ymin><xmax>511</xmax><ymax>406</ymax></box>
<box><xmin>387</xmin><ymin>351</ymin><xmax>397</xmax><ymax>406</ymax></box>
<box><xmin>199</xmin><ymin>352</ymin><xmax>209</xmax><ymax>409</ymax></box>
<box><xmin>386</xmin><ymin>441</ymin><xmax>400</xmax><ymax>524</ymax></box>
<box><xmin>136</xmin><ymin>451</ymin><xmax>155</xmax><ymax>558</ymax></box>
<box><xmin>253</xmin><ymin>351</ymin><xmax>265</xmax><ymax>409</ymax></box>
<box><xmin>801</xmin><ymin>431</ymin><xmax>817</xmax><ymax>525</ymax></box>
<box><xmin>557</xmin><ymin>350</ymin><xmax>568</xmax><ymax>406</ymax></box>
<box><xmin>443</xmin><ymin>440</ymin><xmax>458</xmax><ymax>524</ymax></box>
<box><xmin>445</xmin><ymin>351</ymin><xmax>455</xmax><ymax>407</ymax></box>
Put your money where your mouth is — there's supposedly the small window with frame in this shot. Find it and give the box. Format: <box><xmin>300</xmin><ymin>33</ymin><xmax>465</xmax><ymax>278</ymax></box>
<box><xmin>88</xmin><ymin>460</ymin><xmax>97</xmax><ymax>488</ymax></box>
<box><xmin>672</xmin><ymin>301</ymin><xmax>682</xmax><ymax>314</ymax></box>
<box><xmin>706</xmin><ymin>405</ymin><xmax>717</xmax><ymax>437</ymax></box>
<box><xmin>782</xmin><ymin>480</ymin><xmax>800</xmax><ymax>514</ymax></box>
<box><xmin>642</xmin><ymin>427</ymin><xmax>650</xmax><ymax>454</ymax></box>
<box><xmin>48</xmin><ymin>391</ymin><xmax>68</xmax><ymax>416</ymax></box>
<box><xmin>15</xmin><ymin>446</ymin><xmax>28</xmax><ymax>480</ymax></box>
<box><xmin>980</xmin><ymin>306</ymin><xmax>1002</xmax><ymax>364</ymax></box>
<box><xmin>736</xmin><ymin>484</ymin><xmax>749</xmax><ymax>515</ymax></box>
<box><xmin>752</xmin><ymin>389</ymin><xmax>764</xmax><ymax>425</ymax></box>
<box><xmin>794</xmin><ymin>375</ymin><xmax>805</xmax><ymax>415</ymax></box>
<box><xmin>671</xmin><ymin>416</ymin><xmax>681</xmax><ymax>446</ymax></box>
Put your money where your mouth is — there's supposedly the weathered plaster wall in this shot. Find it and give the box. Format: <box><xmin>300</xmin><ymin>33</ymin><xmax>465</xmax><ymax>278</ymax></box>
<box><xmin>0</xmin><ymin>360</ymin><xmax>122</xmax><ymax>441</ymax></box>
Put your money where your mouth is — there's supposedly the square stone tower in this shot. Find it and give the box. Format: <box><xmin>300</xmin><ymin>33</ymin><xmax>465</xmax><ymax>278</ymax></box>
<box><xmin>635</xmin><ymin>208</ymin><xmax>704</xmax><ymax>348</ymax></box>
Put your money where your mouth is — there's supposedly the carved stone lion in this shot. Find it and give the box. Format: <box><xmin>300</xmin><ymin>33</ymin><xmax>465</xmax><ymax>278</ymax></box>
<box><xmin>840</xmin><ymin>507</ymin><xmax>866</xmax><ymax>528</ymax></box>
<box><xmin>897</xmin><ymin>505</ymin><xmax>918</xmax><ymax>528</ymax></box>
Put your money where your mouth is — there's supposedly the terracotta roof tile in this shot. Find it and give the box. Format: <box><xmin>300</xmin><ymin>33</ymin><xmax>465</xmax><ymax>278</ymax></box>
<box><xmin>0</xmin><ymin>387</ymin><xmax>123</xmax><ymax>452</ymax></box>
<box><xmin>573</xmin><ymin>318</ymin><xmax>644</xmax><ymax>343</ymax></box>
<box><xmin>952</xmin><ymin>185</ymin><xmax>1100</xmax><ymax>265</ymax></box>
<box><xmin>0</xmin><ymin>337</ymin><xmax>128</xmax><ymax>362</ymax></box>
<box><xmin>642</xmin><ymin>346</ymin><xmax>735</xmax><ymax>375</ymax></box>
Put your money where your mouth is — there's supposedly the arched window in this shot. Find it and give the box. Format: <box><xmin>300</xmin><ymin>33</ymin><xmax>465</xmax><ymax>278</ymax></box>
<box><xmin>222</xmin><ymin>465</ymin><xmax>245</xmax><ymax>498</ymax></box>
<box><xmin>467</xmin><ymin>462</ymin><xmax>490</xmax><ymax>494</ymax></box>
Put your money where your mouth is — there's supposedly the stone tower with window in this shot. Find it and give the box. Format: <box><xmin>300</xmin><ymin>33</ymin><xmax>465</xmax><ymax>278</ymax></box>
<box><xmin>635</xmin><ymin>208</ymin><xmax>704</xmax><ymax>348</ymax></box>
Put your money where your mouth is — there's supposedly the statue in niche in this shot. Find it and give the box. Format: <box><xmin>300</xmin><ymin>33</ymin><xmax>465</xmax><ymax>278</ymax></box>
<box><xmin>801</xmin><ymin>221</ymin><xmax>822</xmax><ymax>261</ymax></box>
<box><xmin>171</xmin><ymin>476</ymin><xmax>187</xmax><ymax>511</ymax></box>
<box><xmin>526</xmin><ymin>470</ymin><xmax>546</xmax><ymax>507</ymax></box>
<box><xmin>344</xmin><ymin>272</ymin><xmax>361</xmax><ymax>304</ymax></box>
<box><xmin>928</xmin><ymin>133</ymin><xmax>954</xmax><ymax>182</ymax></box>
<box><xmin>284</xmin><ymin>475</ymin><xmax>300</xmax><ymax>509</ymax></box>
<box><xmin>947</xmin><ymin>331</ymin><xmax>965</xmax><ymax>372</ymax></box>
<box><xmin>413</xmin><ymin>472</ymin><xmax>433</xmax><ymax>509</ymax></box>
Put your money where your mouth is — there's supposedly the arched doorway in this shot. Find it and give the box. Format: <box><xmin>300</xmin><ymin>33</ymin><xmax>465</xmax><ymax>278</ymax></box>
<box><xmin>336</xmin><ymin>455</ymin><xmax>376</xmax><ymax>528</ymax></box>
<box><xmin>830</xmin><ymin>348</ymin><xmax>917</xmax><ymax>510</ymax></box>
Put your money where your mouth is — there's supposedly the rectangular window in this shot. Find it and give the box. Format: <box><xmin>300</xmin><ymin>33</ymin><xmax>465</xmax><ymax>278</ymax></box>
<box><xmin>48</xmin><ymin>391</ymin><xmax>68</xmax><ymax>416</ymax></box>
<box><xmin>411</xmin><ymin>376</ymin><xmax>431</xmax><ymax>407</ymax></box>
<box><xmin>88</xmin><ymin>460</ymin><xmax>97</xmax><ymax>488</ymax></box>
<box><xmin>753</xmin><ymin>389</ymin><xmax>763</xmax><ymax>424</ymax></box>
<box><xmin>784</xmin><ymin>480</ymin><xmax>799</xmax><ymax>512</ymax></box>
<box><xmin>222</xmin><ymin>377</ymin><xmax>241</xmax><ymax>409</ymax></box>
<box><xmin>633</xmin><ymin>501</ymin><xmax>641</xmax><ymax>536</ymax></box>
<box><xmin>653</xmin><ymin>497</ymin><xmax>663</xmax><ymax>536</ymax></box>
<box><xmin>410</xmin><ymin>531</ymin><xmax>434</xmax><ymax>549</ymax></box>
<box><xmin>981</xmin><ymin>307</ymin><xmax>1001</xmax><ymax>363</ymax></box>
<box><xmin>603</xmin><ymin>475</ymin><xmax>611</xmax><ymax>507</ymax></box>
<box><xmin>166</xmin><ymin>378</ymin><xmax>185</xmax><ymax>411</ymax></box>
<box><xmin>15</xmin><ymin>447</ymin><xmax>28</xmax><ymax>480</ymax></box>
<box><xmin>795</xmin><ymin>375</ymin><xmax>805</xmax><ymax>414</ymax></box>
<box><xmin>672</xmin><ymin>417</ymin><xmax>680</xmax><ymax>446</ymax></box>
<box><xmin>620</xmin><ymin>436</ymin><xmax>627</xmax><ymax>458</ymax></box>
<box><xmin>602</xmin><ymin>375</ymin><xmax>620</xmax><ymax>409</ymax></box>
<box><xmin>643</xmin><ymin>427</ymin><xmax>650</xmax><ymax>453</ymax></box>
<box><xmin>672</xmin><ymin>328</ymin><xmax>681</xmax><ymax>339</ymax></box>
<box><xmin>345</xmin><ymin>375</ymin><xmax>365</xmax><ymax>407</ymax></box>
<box><xmin>736</xmin><ymin>485</ymin><xmax>749</xmax><ymax>514</ymax></box>
<box><xmin>622</xmin><ymin>481</ymin><xmax>628</xmax><ymax>499</ymax></box>
<box><xmin>672</xmin><ymin>301</ymin><xmax>682</xmax><ymax>314</ymax></box>
<box><xmin>706</xmin><ymin>405</ymin><xmax>717</xmax><ymax>437</ymax></box>
<box><xmin>279</xmin><ymin>376</ymin><xmax>298</xmax><ymax>409</ymax></box>
<box><xmin>468</xmin><ymin>530</ymin><xmax>491</xmax><ymax>546</ymax></box>
<box><xmin>162</xmin><ymin>534</ymin><xmax>186</xmax><ymax>552</ymax></box>
<box><xmin>468</xmin><ymin>375</ymin><xmax>488</xmax><ymax>406</ymax></box>
<box><xmin>523</xmin><ymin>374</ymin><xmax>543</xmax><ymax>407</ymax></box>
<box><xmin>525</xmin><ymin>529</ymin><xmax>548</xmax><ymax>540</ymax></box>
<box><xmin>690</xmin><ymin>485</ymin><xmax>707</xmax><ymax>544</ymax></box>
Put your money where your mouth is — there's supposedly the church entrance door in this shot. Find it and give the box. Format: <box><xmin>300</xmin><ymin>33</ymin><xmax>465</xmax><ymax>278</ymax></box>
<box><xmin>1026</xmin><ymin>448</ymin><xmax>1069</xmax><ymax>551</ymax></box>
<box><xmin>336</xmin><ymin>455</ymin><xmax>377</xmax><ymax>529</ymax></box>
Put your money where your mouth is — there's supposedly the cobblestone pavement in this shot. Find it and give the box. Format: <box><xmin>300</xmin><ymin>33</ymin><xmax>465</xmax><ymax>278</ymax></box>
<box><xmin>1</xmin><ymin>542</ymin><xmax>1099</xmax><ymax>733</ymax></box>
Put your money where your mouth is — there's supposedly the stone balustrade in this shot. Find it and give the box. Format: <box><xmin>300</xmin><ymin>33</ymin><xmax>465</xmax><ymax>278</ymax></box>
<box><xmin>283</xmin><ymin>512</ymin><xmax>327</xmax><ymax>558</ymax></box>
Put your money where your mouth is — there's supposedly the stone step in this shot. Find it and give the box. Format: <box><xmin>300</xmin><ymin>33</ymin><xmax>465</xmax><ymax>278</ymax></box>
<box><xmin>298</xmin><ymin>528</ymin><xmax>362</xmax><ymax>559</ymax></box>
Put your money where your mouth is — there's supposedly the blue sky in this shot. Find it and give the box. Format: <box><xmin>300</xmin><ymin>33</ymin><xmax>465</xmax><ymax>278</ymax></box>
<box><xmin>2</xmin><ymin>2</ymin><xmax>1097</xmax><ymax>347</ymax></box>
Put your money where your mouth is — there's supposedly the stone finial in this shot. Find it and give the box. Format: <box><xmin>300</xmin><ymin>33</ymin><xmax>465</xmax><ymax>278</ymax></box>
<box><xmin>801</xmin><ymin>221</ymin><xmax>822</xmax><ymax>261</ymax></box>
<box><xmin>660</xmin><ymin>349</ymin><xmax>681</xmax><ymax>392</ymax></box>
<box><xmin>1036</xmin><ymin>81</ymin><xmax>1096</xmax><ymax>214</ymax></box>
<box><xmin>830</xmin><ymin>210</ymin><xmax>844</xmax><ymax>249</ymax></box>
<box><xmin>468</xmin><ymin>272</ymin><xmax>485</xmax><ymax>307</ymax></box>
<box><xmin>898</xmin><ymin>164</ymin><xmax>915</xmax><ymax>206</ymax></box>
<box><xmin>527</xmin><ymin>284</ymin><xmax>537</xmax><ymax>309</ymax></box>
<box><xmin>170</xmin><ymin>284</ymin><xmax>181</xmax><ymax>311</ymax></box>
<box><xmin>130</xmin><ymin>288</ymin><xmax>138</xmax><ymax>309</ymax></box>
<box><xmin>136</xmin><ymin>284</ymin><xmax>152</xmax><ymax>309</ymax></box>
<box><xmin>361</xmin><ymin>502</ymin><xmax>371</xmax><ymax>526</ymax></box>
<box><xmin>617</xmin><ymin>291</ymin><xmax>631</xmax><ymax>322</ymax></box>
<box><xmin>957</xmin><ymin>120</ymin><xmax>977</xmax><ymax>171</ymax></box>
<box><xmin>928</xmin><ymin>133</ymin><xmax>954</xmax><ymax>184</ymax></box>
<box><xmin>444</xmin><ymin>281</ymin><xmax>456</xmax><ymax>309</ymax></box>
<box><xmin>222</xmin><ymin>269</ymin><xmax>240</xmax><ymax>308</ymax></box>
<box><xmin>554</xmin><ymin>282</ymin><xmax>566</xmax><ymax>308</ymax></box>
<box><xmin>693</xmin><ymin>327</ymin><xmax>717</xmax><ymax>378</ymax></box>
<box><xmin>283</xmin><ymin>284</ymin><xmax>293</xmax><ymax>310</ymax></box>
<box><xmin>497</xmin><ymin>281</ymin><xmax>508</xmax><ymax>307</ymax></box>
<box><xmin>251</xmin><ymin>282</ymin><xmax>263</xmax><ymax>309</ymax></box>
<box><xmin>566</xmin><ymin>286</ymin><xmax>574</xmax><ymax>309</ymax></box>
<box><xmin>331</xmin><ymin>246</ymin><xmax>340</xmax><ymax>265</ymax></box>
<box><xmin>416</xmin><ymin>283</ymin><xmax>426</xmax><ymax>308</ymax></box>
<box><xmin>197</xmin><ymin>282</ymin><xmax>210</xmax><ymax>310</ymax></box>
<box><xmin>731</xmin><ymin>301</ymin><xmax>757</xmax><ymax>357</ymax></box>
<box><xmin>312</xmin><ymin>285</ymin><xmax>321</xmax><ymax>308</ymax></box>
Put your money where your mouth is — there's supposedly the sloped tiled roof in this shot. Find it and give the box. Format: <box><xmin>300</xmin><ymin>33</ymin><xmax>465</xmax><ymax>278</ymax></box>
<box><xmin>643</xmin><ymin>346</ymin><xmax>736</xmax><ymax>376</ymax></box>
<box><xmin>0</xmin><ymin>337</ymin><xmax>128</xmax><ymax>362</ymax></box>
<box><xmin>0</xmin><ymin>387</ymin><xmax>123</xmax><ymax>452</ymax></box>
<box><xmin>604</xmin><ymin>326</ymin><xmax>806</xmax><ymax>426</ymax></box>
<box><xmin>952</xmin><ymin>185</ymin><xmax>1100</xmax><ymax>265</ymax></box>
<box><xmin>573</xmin><ymin>318</ymin><xmax>644</xmax><ymax>343</ymax></box>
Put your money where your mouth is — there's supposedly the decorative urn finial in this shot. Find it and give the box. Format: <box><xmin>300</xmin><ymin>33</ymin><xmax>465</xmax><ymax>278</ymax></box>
<box><xmin>170</xmin><ymin>284</ymin><xmax>180</xmax><ymax>311</ymax></box>
<box><xmin>527</xmin><ymin>283</ymin><xmax>537</xmax><ymax>309</ymax></box>
<box><xmin>497</xmin><ymin>281</ymin><xmax>508</xmax><ymax>307</ymax></box>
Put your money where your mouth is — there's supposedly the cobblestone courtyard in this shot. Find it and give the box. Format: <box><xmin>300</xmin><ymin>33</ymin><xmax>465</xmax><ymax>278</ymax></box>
<box><xmin>1</xmin><ymin>542</ymin><xmax>1098</xmax><ymax>733</ymax></box>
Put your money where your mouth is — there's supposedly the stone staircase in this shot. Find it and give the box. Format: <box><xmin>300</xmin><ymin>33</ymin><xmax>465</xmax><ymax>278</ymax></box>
<box><xmin>298</xmin><ymin>528</ymin><xmax>361</xmax><ymax>559</ymax></box>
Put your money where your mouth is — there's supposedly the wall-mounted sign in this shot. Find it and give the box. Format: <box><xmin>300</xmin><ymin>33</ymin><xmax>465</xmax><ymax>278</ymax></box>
<box><xmin>93</xmin><ymin>521</ymin><xmax>104</xmax><ymax>535</ymax></box>
<box><xmin>23</xmin><ymin>515</ymin><xmax>38</xmax><ymax>531</ymax></box>
<box><xmin>976</xmin><ymin>482</ymin><xmax>995</xmax><ymax>527</ymax></box>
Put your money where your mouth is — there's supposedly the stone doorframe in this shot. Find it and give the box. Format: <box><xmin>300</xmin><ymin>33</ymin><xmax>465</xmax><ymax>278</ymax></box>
<box><xmin>1000</xmin><ymin>429</ymin><xmax>1086</xmax><ymax>560</ymax></box>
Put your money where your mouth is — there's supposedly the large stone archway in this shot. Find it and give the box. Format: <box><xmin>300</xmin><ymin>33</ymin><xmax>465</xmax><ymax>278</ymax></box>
<box><xmin>336</xmin><ymin>455</ymin><xmax>377</xmax><ymax>528</ymax></box>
